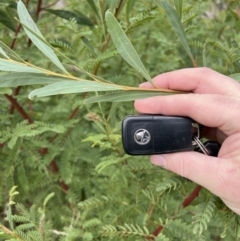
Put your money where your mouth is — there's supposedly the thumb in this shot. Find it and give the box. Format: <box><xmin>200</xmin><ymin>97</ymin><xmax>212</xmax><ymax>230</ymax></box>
<box><xmin>150</xmin><ymin>152</ymin><xmax>227</xmax><ymax>196</ymax></box>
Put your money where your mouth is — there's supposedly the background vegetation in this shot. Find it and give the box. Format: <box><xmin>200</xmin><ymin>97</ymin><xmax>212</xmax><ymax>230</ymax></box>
<box><xmin>0</xmin><ymin>0</ymin><xmax>240</xmax><ymax>240</ymax></box>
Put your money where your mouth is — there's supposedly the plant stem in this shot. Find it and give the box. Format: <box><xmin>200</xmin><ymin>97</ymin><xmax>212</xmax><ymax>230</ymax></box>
<box><xmin>0</xmin><ymin>224</ymin><xmax>25</xmax><ymax>241</ymax></box>
<box><xmin>182</xmin><ymin>185</ymin><xmax>202</xmax><ymax>207</ymax></box>
<box><xmin>5</xmin><ymin>94</ymin><xmax>33</xmax><ymax>123</ymax></box>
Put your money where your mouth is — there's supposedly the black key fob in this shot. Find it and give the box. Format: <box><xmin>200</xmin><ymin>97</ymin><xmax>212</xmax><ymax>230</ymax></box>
<box><xmin>122</xmin><ymin>115</ymin><xmax>197</xmax><ymax>155</ymax></box>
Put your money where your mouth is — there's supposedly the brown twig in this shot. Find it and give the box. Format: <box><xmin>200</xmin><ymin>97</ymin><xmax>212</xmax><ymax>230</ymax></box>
<box><xmin>5</xmin><ymin>94</ymin><xmax>33</xmax><ymax>124</ymax></box>
<box><xmin>36</xmin><ymin>0</ymin><xmax>43</xmax><ymax>17</ymax></box>
<box><xmin>9</xmin><ymin>24</ymin><xmax>22</xmax><ymax>49</ymax></box>
<box><xmin>9</xmin><ymin>87</ymin><xmax>21</xmax><ymax>115</ymax></box>
<box><xmin>182</xmin><ymin>185</ymin><xmax>202</xmax><ymax>208</ymax></box>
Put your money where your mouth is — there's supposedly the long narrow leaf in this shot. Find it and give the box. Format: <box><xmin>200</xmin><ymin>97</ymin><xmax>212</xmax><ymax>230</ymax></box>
<box><xmin>0</xmin><ymin>41</ymin><xmax>25</xmax><ymax>62</ymax></box>
<box><xmin>126</xmin><ymin>0</ymin><xmax>137</xmax><ymax>20</ymax></box>
<box><xmin>0</xmin><ymin>59</ymin><xmax>46</xmax><ymax>73</ymax></box>
<box><xmin>28</xmin><ymin>81</ymin><xmax>125</xmax><ymax>99</ymax></box>
<box><xmin>45</xmin><ymin>9</ymin><xmax>94</xmax><ymax>26</ymax></box>
<box><xmin>105</xmin><ymin>10</ymin><xmax>153</xmax><ymax>83</ymax></box>
<box><xmin>0</xmin><ymin>47</ymin><xmax>9</xmax><ymax>59</ymax></box>
<box><xmin>87</xmin><ymin>0</ymin><xmax>100</xmax><ymax>19</ymax></box>
<box><xmin>16</xmin><ymin>18</ymin><xmax>102</xmax><ymax>83</ymax></box>
<box><xmin>152</xmin><ymin>0</ymin><xmax>195</xmax><ymax>65</ymax></box>
<box><xmin>0</xmin><ymin>9</ymin><xmax>15</xmax><ymax>32</ymax></box>
<box><xmin>17</xmin><ymin>1</ymin><xmax>68</xmax><ymax>74</ymax></box>
<box><xmin>174</xmin><ymin>0</ymin><xmax>182</xmax><ymax>20</ymax></box>
<box><xmin>84</xmin><ymin>90</ymin><xmax>174</xmax><ymax>104</ymax></box>
<box><xmin>0</xmin><ymin>73</ymin><xmax>67</xmax><ymax>87</ymax></box>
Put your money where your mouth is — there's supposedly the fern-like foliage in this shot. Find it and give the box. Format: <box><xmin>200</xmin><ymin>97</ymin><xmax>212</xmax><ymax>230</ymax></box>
<box><xmin>164</xmin><ymin>219</ymin><xmax>206</xmax><ymax>241</ymax></box>
<box><xmin>0</xmin><ymin>120</ymin><xmax>78</xmax><ymax>149</ymax></box>
<box><xmin>6</xmin><ymin>203</ymin><xmax>53</xmax><ymax>241</ymax></box>
<box><xmin>50</xmin><ymin>39</ymin><xmax>72</xmax><ymax>50</ymax></box>
<box><xmin>155</xmin><ymin>176</ymin><xmax>183</xmax><ymax>194</ymax></box>
<box><xmin>100</xmin><ymin>224</ymin><xmax>154</xmax><ymax>240</ymax></box>
<box><xmin>82</xmin><ymin>50</ymin><xmax>119</xmax><ymax>72</ymax></box>
<box><xmin>192</xmin><ymin>196</ymin><xmax>216</xmax><ymax>235</ymax></box>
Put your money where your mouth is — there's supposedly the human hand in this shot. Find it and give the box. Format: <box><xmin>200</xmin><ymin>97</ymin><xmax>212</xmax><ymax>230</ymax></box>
<box><xmin>134</xmin><ymin>67</ymin><xmax>240</xmax><ymax>215</ymax></box>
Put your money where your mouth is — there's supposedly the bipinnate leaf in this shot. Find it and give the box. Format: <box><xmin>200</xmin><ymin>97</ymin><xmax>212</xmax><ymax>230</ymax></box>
<box><xmin>105</xmin><ymin>10</ymin><xmax>153</xmax><ymax>84</ymax></box>
<box><xmin>17</xmin><ymin>0</ymin><xmax>68</xmax><ymax>74</ymax></box>
<box><xmin>28</xmin><ymin>81</ymin><xmax>124</xmax><ymax>99</ymax></box>
<box><xmin>152</xmin><ymin>0</ymin><xmax>195</xmax><ymax>66</ymax></box>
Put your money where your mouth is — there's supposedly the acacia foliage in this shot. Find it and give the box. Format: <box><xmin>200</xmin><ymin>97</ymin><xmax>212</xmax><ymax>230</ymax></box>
<box><xmin>0</xmin><ymin>0</ymin><xmax>240</xmax><ymax>240</ymax></box>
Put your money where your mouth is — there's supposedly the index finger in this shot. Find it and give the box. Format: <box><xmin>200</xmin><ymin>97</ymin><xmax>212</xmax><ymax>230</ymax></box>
<box><xmin>141</xmin><ymin>68</ymin><xmax>240</xmax><ymax>97</ymax></box>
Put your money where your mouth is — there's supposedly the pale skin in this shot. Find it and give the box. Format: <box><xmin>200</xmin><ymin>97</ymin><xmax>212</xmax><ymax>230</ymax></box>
<box><xmin>134</xmin><ymin>67</ymin><xmax>240</xmax><ymax>215</ymax></box>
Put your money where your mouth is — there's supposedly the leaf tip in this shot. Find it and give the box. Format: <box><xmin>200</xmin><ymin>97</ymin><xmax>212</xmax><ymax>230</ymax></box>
<box><xmin>105</xmin><ymin>9</ymin><xmax>112</xmax><ymax>18</ymax></box>
<box><xmin>28</xmin><ymin>93</ymin><xmax>36</xmax><ymax>100</ymax></box>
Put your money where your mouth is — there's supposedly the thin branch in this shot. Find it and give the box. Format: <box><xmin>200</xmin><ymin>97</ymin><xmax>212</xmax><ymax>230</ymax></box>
<box><xmin>5</xmin><ymin>94</ymin><xmax>33</xmax><ymax>124</ymax></box>
<box><xmin>182</xmin><ymin>185</ymin><xmax>202</xmax><ymax>208</ymax></box>
<box><xmin>9</xmin><ymin>24</ymin><xmax>22</xmax><ymax>49</ymax></box>
<box><xmin>0</xmin><ymin>224</ymin><xmax>25</xmax><ymax>241</ymax></box>
<box><xmin>9</xmin><ymin>87</ymin><xmax>21</xmax><ymax>115</ymax></box>
<box><xmin>36</xmin><ymin>0</ymin><xmax>43</xmax><ymax>16</ymax></box>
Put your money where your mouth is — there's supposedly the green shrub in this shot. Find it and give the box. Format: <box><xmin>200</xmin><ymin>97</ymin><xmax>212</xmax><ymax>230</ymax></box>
<box><xmin>0</xmin><ymin>0</ymin><xmax>240</xmax><ymax>240</ymax></box>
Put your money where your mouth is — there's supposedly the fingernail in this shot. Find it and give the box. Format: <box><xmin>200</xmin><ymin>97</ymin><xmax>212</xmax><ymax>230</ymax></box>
<box><xmin>150</xmin><ymin>155</ymin><xmax>166</xmax><ymax>168</ymax></box>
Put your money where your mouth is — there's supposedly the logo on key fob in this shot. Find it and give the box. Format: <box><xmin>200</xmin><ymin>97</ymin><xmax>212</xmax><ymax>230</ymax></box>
<box><xmin>134</xmin><ymin>129</ymin><xmax>151</xmax><ymax>145</ymax></box>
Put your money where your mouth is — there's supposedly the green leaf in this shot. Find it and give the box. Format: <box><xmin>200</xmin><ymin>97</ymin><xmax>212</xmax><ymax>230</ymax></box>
<box><xmin>0</xmin><ymin>88</ymin><xmax>12</xmax><ymax>95</ymax></box>
<box><xmin>87</xmin><ymin>0</ymin><xmax>100</xmax><ymax>19</ymax></box>
<box><xmin>152</xmin><ymin>0</ymin><xmax>195</xmax><ymax>65</ymax></box>
<box><xmin>45</xmin><ymin>9</ymin><xmax>94</xmax><ymax>26</ymax></box>
<box><xmin>0</xmin><ymin>41</ymin><xmax>25</xmax><ymax>62</ymax></box>
<box><xmin>229</xmin><ymin>73</ymin><xmax>240</xmax><ymax>82</ymax></box>
<box><xmin>0</xmin><ymin>59</ymin><xmax>46</xmax><ymax>73</ymax></box>
<box><xmin>43</xmin><ymin>192</ymin><xmax>55</xmax><ymax>207</ymax></box>
<box><xmin>81</xmin><ymin>36</ymin><xmax>96</xmax><ymax>56</ymax></box>
<box><xmin>0</xmin><ymin>47</ymin><xmax>9</xmax><ymax>59</ymax></box>
<box><xmin>174</xmin><ymin>0</ymin><xmax>182</xmax><ymax>20</ymax></box>
<box><xmin>28</xmin><ymin>81</ymin><xmax>125</xmax><ymax>99</ymax></box>
<box><xmin>0</xmin><ymin>73</ymin><xmax>67</xmax><ymax>87</ymax></box>
<box><xmin>0</xmin><ymin>9</ymin><xmax>15</xmax><ymax>32</ymax></box>
<box><xmin>84</xmin><ymin>90</ymin><xmax>173</xmax><ymax>104</ymax></box>
<box><xmin>17</xmin><ymin>0</ymin><xmax>68</xmax><ymax>74</ymax></box>
<box><xmin>126</xmin><ymin>0</ymin><xmax>137</xmax><ymax>20</ymax></box>
<box><xmin>105</xmin><ymin>10</ymin><xmax>153</xmax><ymax>83</ymax></box>
<box><xmin>107</xmin><ymin>0</ymin><xmax>120</xmax><ymax>12</ymax></box>
<box><xmin>230</xmin><ymin>9</ymin><xmax>240</xmax><ymax>32</ymax></box>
